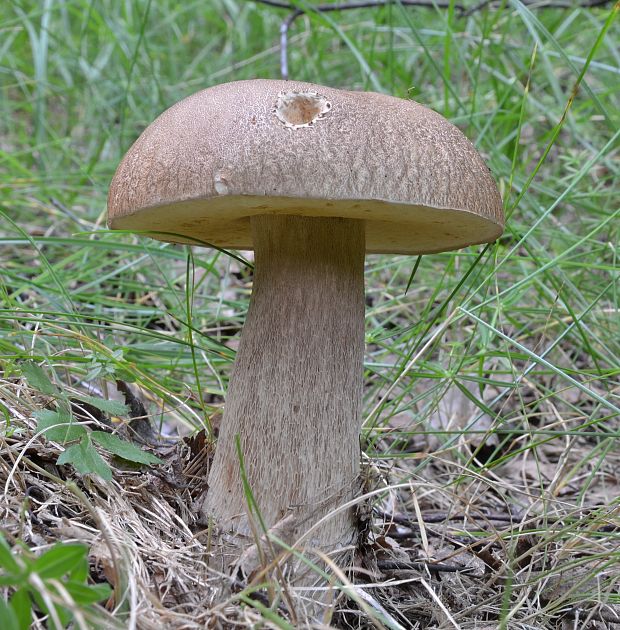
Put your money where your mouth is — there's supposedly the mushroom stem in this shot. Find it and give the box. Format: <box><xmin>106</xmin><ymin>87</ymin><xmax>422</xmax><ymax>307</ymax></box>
<box><xmin>204</xmin><ymin>215</ymin><xmax>365</xmax><ymax>565</ymax></box>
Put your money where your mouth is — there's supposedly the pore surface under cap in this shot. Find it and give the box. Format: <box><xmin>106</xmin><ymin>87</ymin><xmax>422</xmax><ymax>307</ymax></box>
<box><xmin>108</xmin><ymin>79</ymin><xmax>504</xmax><ymax>254</ymax></box>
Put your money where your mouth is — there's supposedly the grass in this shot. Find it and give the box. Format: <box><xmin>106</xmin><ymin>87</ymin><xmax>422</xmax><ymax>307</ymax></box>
<box><xmin>1</xmin><ymin>0</ymin><xmax>619</xmax><ymax>627</ymax></box>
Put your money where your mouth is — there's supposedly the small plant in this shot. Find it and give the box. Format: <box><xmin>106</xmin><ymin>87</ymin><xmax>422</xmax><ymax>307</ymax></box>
<box><xmin>0</xmin><ymin>535</ymin><xmax>111</xmax><ymax>630</ymax></box>
<box><xmin>22</xmin><ymin>361</ymin><xmax>163</xmax><ymax>480</ymax></box>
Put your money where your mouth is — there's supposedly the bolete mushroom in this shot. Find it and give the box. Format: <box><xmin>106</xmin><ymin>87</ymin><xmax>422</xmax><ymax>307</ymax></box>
<box><xmin>107</xmin><ymin>79</ymin><xmax>504</xmax><ymax>573</ymax></box>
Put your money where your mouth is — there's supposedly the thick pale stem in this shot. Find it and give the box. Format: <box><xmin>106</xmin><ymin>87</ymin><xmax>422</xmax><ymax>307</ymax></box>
<box><xmin>203</xmin><ymin>215</ymin><xmax>365</xmax><ymax>567</ymax></box>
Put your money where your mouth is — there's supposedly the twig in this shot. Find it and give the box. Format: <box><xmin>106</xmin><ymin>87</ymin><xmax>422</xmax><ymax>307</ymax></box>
<box><xmin>462</xmin><ymin>0</ymin><xmax>613</xmax><ymax>18</ymax></box>
<box><xmin>377</xmin><ymin>559</ymin><xmax>476</xmax><ymax>574</ymax></box>
<box><xmin>275</xmin><ymin>0</ymin><xmax>461</xmax><ymax>79</ymax></box>
<box><xmin>249</xmin><ymin>0</ymin><xmax>615</xmax><ymax>79</ymax></box>
<box><xmin>375</xmin><ymin>508</ymin><xmax>518</xmax><ymax>525</ymax></box>
<box><xmin>374</xmin><ymin>507</ymin><xmax>620</xmax><ymax>530</ymax></box>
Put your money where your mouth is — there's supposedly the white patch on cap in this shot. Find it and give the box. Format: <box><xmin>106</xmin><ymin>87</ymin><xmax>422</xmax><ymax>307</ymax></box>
<box><xmin>213</xmin><ymin>171</ymin><xmax>230</xmax><ymax>195</ymax></box>
<box><xmin>273</xmin><ymin>91</ymin><xmax>331</xmax><ymax>129</ymax></box>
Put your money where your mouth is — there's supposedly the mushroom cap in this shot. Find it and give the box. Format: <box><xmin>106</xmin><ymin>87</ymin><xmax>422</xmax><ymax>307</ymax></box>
<box><xmin>108</xmin><ymin>79</ymin><xmax>504</xmax><ymax>255</ymax></box>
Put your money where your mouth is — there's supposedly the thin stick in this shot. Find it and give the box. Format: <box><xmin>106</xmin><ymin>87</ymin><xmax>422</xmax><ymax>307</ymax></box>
<box><xmin>249</xmin><ymin>0</ymin><xmax>615</xmax><ymax>79</ymax></box>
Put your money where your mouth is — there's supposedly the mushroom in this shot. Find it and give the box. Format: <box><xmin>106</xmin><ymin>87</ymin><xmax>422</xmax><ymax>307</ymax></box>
<box><xmin>107</xmin><ymin>79</ymin><xmax>504</xmax><ymax>572</ymax></box>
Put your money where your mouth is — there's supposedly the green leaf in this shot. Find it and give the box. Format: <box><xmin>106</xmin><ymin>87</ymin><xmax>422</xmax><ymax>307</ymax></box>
<box><xmin>32</xmin><ymin>544</ymin><xmax>87</xmax><ymax>580</ymax></box>
<box><xmin>57</xmin><ymin>438</ymin><xmax>112</xmax><ymax>481</ymax></box>
<box><xmin>72</xmin><ymin>395</ymin><xmax>128</xmax><ymax>417</ymax></box>
<box><xmin>0</xmin><ymin>597</ymin><xmax>20</xmax><ymax>630</ymax></box>
<box><xmin>114</xmin><ymin>367</ymin><xmax>136</xmax><ymax>383</ymax></box>
<box><xmin>68</xmin><ymin>555</ymin><xmax>89</xmax><ymax>584</ymax></box>
<box><xmin>63</xmin><ymin>581</ymin><xmax>112</xmax><ymax>605</ymax></box>
<box><xmin>0</xmin><ymin>535</ymin><xmax>21</xmax><ymax>575</ymax></box>
<box><xmin>91</xmin><ymin>432</ymin><xmax>163</xmax><ymax>465</ymax></box>
<box><xmin>10</xmin><ymin>588</ymin><xmax>32</xmax><ymax>630</ymax></box>
<box><xmin>35</xmin><ymin>410</ymin><xmax>86</xmax><ymax>444</ymax></box>
<box><xmin>20</xmin><ymin>362</ymin><xmax>58</xmax><ymax>396</ymax></box>
<box><xmin>0</xmin><ymin>576</ymin><xmax>22</xmax><ymax>586</ymax></box>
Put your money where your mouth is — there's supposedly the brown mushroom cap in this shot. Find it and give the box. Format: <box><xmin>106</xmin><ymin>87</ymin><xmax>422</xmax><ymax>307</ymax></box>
<box><xmin>107</xmin><ymin>79</ymin><xmax>504</xmax><ymax>255</ymax></box>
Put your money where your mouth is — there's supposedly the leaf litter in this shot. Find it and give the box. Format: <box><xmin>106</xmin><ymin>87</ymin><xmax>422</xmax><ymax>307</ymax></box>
<box><xmin>2</xmin><ymin>360</ymin><xmax>620</xmax><ymax>628</ymax></box>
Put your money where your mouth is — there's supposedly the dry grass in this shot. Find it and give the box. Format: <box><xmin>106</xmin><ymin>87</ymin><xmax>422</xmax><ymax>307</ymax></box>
<box><xmin>2</xmin><ymin>359</ymin><xmax>619</xmax><ymax>627</ymax></box>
